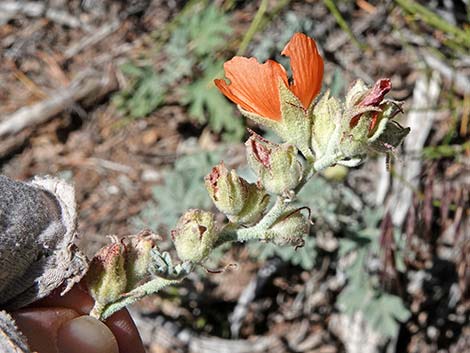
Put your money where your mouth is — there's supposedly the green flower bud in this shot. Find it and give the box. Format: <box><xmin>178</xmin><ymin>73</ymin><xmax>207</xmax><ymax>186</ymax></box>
<box><xmin>125</xmin><ymin>231</ymin><xmax>157</xmax><ymax>288</ymax></box>
<box><xmin>265</xmin><ymin>207</ymin><xmax>309</xmax><ymax>248</ymax></box>
<box><xmin>337</xmin><ymin>108</ymin><xmax>371</xmax><ymax>166</ymax></box>
<box><xmin>172</xmin><ymin>209</ymin><xmax>218</xmax><ymax>263</ymax></box>
<box><xmin>205</xmin><ymin>162</ymin><xmax>248</xmax><ymax>216</ymax></box>
<box><xmin>345</xmin><ymin>79</ymin><xmax>369</xmax><ymax>108</ymax></box>
<box><xmin>246</xmin><ymin>132</ymin><xmax>302</xmax><ymax>195</ymax></box>
<box><xmin>337</xmin><ymin>78</ymin><xmax>405</xmax><ymax>165</ymax></box>
<box><xmin>205</xmin><ymin>162</ymin><xmax>270</xmax><ymax>225</ymax></box>
<box><xmin>86</xmin><ymin>239</ymin><xmax>127</xmax><ymax>308</ymax></box>
<box><xmin>234</xmin><ymin>182</ymin><xmax>270</xmax><ymax>225</ymax></box>
<box><xmin>276</xmin><ymin>81</ymin><xmax>314</xmax><ymax>159</ymax></box>
<box><xmin>311</xmin><ymin>90</ymin><xmax>342</xmax><ymax>160</ymax></box>
<box><xmin>309</xmin><ymin>78</ymin><xmax>408</xmax><ymax>168</ymax></box>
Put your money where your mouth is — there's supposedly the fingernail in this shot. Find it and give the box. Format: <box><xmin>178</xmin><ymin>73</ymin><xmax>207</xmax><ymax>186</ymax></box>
<box><xmin>57</xmin><ymin>316</ymin><xmax>119</xmax><ymax>353</ymax></box>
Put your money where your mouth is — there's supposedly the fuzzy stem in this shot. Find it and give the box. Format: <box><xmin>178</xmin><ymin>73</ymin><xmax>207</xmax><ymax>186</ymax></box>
<box><xmin>100</xmin><ymin>277</ymin><xmax>181</xmax><ymax>320</ymax></box>
<box><xmin>313</xmin><ymin>152</ymin><xmax>344</xmax><ymax>172</ymax></box>
<box><xmin>217</xmin><ymin>196</ymin><xmax>288</xmax><ymax>245</ymax></box>
<box><xmin>89</xmin><ymin>302</ymin><xmax>106</xmax><ymax>319</ymax></box>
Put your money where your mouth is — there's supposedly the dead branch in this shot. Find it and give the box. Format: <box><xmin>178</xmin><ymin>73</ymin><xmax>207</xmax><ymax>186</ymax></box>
<box><xmin>0</xmin><ymin>69</ymin><xmax>116</xmax><ymax>139</ymax></box>
<box><xmin>64</xmin><ymin>20</ymin><xmax>121</xmax><ymax>59</ymax></box>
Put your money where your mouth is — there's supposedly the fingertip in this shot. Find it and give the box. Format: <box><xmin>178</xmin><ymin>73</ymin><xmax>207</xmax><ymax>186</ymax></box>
<box><xmin>57</xmin><ymin>316</ymin><xmax>119</xmax><ymax>353</ymax></box>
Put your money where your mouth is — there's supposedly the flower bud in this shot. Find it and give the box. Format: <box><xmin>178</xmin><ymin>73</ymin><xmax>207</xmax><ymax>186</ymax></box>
<box><xmin>348</xmin><ymin>78</ymin><xmax>392</xmax><ymax>137</ymax></box>
<box><xmin>265</xmin><ymin>207</ymin><xmax>309</xmax><ymax>248</ymax></box>
<box><xmin>276</xmin><ymin>82</ymin><xmax>314</xmax><ymax>159</ymax></box>
<box><xmin>311</xmin><ymin>91</ymin><xmax>342</xmax><ymax>159</ymax></box>
<box><xmin>205</xmin><ymin>162</ymin><xmax>248</xmax><ymax>216</ymax></box>
<box><xmin>205</xmin><ymin>162</ymin><xmax>270</xmax><ymax>225</ymax></box>
<box><xmin>246</xmin><ymin>132</ymin><xmax>302</xmax><ymax>195</ymax></box>
<box><xmin>172</xmin><ymin>209</ymin><xmax>218</xmax><ymax>263</ymax></box>
<box><xmin>338</xmin><ymin>78</ymin><xmax>407</xmax><ymax>166</ymax></box>
<box><xmin>235</xmin><ymin>183</ymin><xmax>270</xmax><ymax>225</ymax></box>
<box><xmin>125</xmin><ymin>231</ymin><xmax>157</xmax><ymax>288</ymax></box>
<box><xmin>86</xmin><ymin>239</ymin><xmax>127</xmax><ymax>308</ymax></box>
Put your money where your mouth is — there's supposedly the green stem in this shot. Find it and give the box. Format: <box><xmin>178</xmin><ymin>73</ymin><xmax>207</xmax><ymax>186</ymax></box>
<box><xmin>89</xmin><ymin>302</ymin><xmax>106</xmax><ymax>320</ymax></box>
<box><xmin>323</xmin><ymin>0</ymin><xmax>365</xmax><ymax>51</ymax></box>
<box><xmin>255</xmin><ymin>197</ymin><xmax>287</xmax><ymax>229</ymax></box>
<box><xmin>99</xmin><ymin>278</ymin><xmax>181</xmax><ymax>320</ymax></box>
<box><xmin>313</xmin><ymin>152</ymin><xmax>344</xmax><ymax>172</ymax></box>
<box><xmin>236</xmin><ymin>0</ymin><xmax>292</xmax><ymax>56</ymax></box>
<box><xmin>395</xmin><ymin>0</ymin><xmax>470</xmax><ymax>48</ymax></box>
<box><xmin>237</xmin><ymin>0</ymin><xmax>269</xmax><ymax>56</ymax></box>
<box><xmin>217</xmin><ymin>196</ymin><xmax>288</xmax><ymax>244</ymax></box>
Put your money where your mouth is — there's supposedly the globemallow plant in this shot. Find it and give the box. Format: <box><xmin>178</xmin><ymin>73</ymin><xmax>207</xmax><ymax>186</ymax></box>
<box><xmin>86</xmin><ymin>33</ymin><xmax>410</xmax><ymax>320</ymax></box>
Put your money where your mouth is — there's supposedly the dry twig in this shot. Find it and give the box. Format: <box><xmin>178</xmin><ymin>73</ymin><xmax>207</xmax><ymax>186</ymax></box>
<box><xmin>0</xmin><ymin>69</ymin><xmax>116</xmax><ymax>138</ymax></box>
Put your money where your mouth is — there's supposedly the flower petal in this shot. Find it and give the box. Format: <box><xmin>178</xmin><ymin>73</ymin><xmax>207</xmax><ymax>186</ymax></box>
<box><xmin>281</xmin><ymin>33</ymin><xmax>324</xmax><ymax>109</ymax></box>
<box><xmin>214</xmin><ymin>57</ymin><xmax>288</xmax><ymax>121</ymax></box>
<box><xmin>359</xmin><ymin>78</ymin><xmax>392</xmax><ymax>107</ymax></box>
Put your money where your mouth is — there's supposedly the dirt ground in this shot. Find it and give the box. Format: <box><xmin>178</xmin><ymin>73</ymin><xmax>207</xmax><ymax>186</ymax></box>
<box><xmin>1</xmin><ymin>1</ymin><xmax>469</xmax><ymax>352</ymax></box>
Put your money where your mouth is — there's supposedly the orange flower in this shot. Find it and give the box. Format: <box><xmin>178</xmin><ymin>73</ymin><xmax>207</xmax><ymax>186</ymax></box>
<box><xmin>214</xmin><ymin>33</ymin><xmax>324</xmax><ymax>121</ymax></box>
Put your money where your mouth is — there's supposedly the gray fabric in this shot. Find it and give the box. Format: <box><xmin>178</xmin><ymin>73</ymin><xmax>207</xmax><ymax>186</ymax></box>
<box><xmin>0</xmin><ymin>175</ymin><xmax>64</xmax><ymax>303</ymax></box>
<box><xmin>0</xmin><ymin>175</ymin><xmax>89</xmax><ymax>351</ymax></box>
<box><xmin>0</xmin><ymin>175</ymin><xmax>88</xmax><ymax>309</ymax></box>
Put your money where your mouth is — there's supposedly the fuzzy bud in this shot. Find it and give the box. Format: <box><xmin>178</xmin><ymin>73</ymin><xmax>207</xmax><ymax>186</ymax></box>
<box><xmin>125</xmin><ymin>231</ymin><xmax>158</xmax><ymax>288</ymax></box>
<box><xmin>311</xmin><ymin>78</ymin><xmax>408</xmax><ymax>169</ymax></box>
<box><xmin>246</xmin><ymin>132</ymin><xmax>302</xmax><ymax>195</ymax></box>
<box><xmin>172</xmin><ymin>209</ymin><xmax>218</xmax><ymax>263</ymax></box>
<box><xmin>205</xmin><ymin>162</ymin><xmax>248</xmax><ymax>216</ymax></box>
<box><xmin>348</xmin><ymin>78</ymin><xmax>392</xmax><ymax>136</ymax></box>
<box><xmin>234</xmin><ymin>183</ymin><xmax>270</xmax><ymax>225</ymax></box>
<box><xmin>86</xmin><ymin>239</ymin><xmax>127</xmax><ymax>308</ymax></box>
<box><xmin>265</xmin><ymin>207</ymin><xmax>309</xmax><ymax>248</ymax></box>
<box><xmin>339</xmin><ymin>78</ymin><xmax>406</xmax><ymax>165</ymax></box>
<box><xmin>311</xmin><ymin>91</ymin><xmax>342</xmax><ymax>160</ymax></box>
<box><xmin>205</xmin><ymin>162</ymin><xmax>270</xmax><ymax>225</ymax></box>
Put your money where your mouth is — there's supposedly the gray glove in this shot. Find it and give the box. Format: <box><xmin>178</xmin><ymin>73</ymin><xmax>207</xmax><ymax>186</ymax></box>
<box><xmin>0</xmin><ymin>175</ymin><xmax>88</xmax><ymax>352</ymax></box>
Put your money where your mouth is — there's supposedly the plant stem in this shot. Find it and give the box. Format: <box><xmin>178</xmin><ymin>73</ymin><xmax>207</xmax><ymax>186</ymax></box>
<box><xmin>216</xmin><ymin>157</ymin><xmax>319</xmax><ymax>245</ymax></box>
<box><xmin>99</xmin><ymin>278</ymin><xmax>181</xmax><ymax>320</ymax></box>
<box><xmin>236</xmin><ymin>0</ymin><xmax>292</xmax><ymax>56</ymax></box>
<box><xmin>217</xmin><ymin>196</ymin><xmax>288</xmax><ymax>244</ymax></box>
<box><xmin>395</xmin><ymin>0</ymin><xmax>470</xmax><ymax>49</ymax></box>
<box><xmin>237</xmin><ymin>0</ymin><xmax>269</xmax><ymax>56</ymax></box>
<box><xmin>323</xmin><ymin>0</ymin><xmax>365</xmax><ymax>51</ymax></box>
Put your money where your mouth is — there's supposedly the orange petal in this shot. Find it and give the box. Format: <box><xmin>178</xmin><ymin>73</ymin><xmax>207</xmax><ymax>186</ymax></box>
<box><xmin>214</xmin><ymin>57</ymin><xmax>288</xmax><ymax>121</ymax></box>
<box><xmin>281</xmin><ymin>33</ymin><xmax>324</xmax><ymax>109</ymax></box>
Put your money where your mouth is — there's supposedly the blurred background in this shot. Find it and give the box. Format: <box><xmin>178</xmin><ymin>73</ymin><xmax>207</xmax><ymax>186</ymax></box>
<box><xmin>0</xmin><ymin>0</ymin><xmax>469</xmax><ymax>352</ymax></box>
